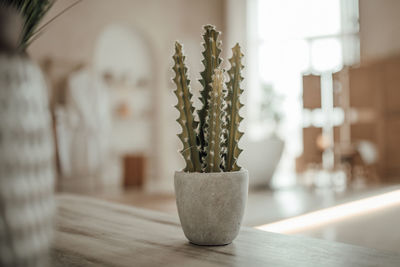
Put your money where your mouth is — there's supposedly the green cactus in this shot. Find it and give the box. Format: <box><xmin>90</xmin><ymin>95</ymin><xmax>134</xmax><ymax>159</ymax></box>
<box><xmin>198</xmin><ymin>25</ymin><xmax>222</xmax><ymax>162</ymax></box>
<box><xmin>204</xmin><ymin>69</ymin><xmax>226</xmax><ymax>172</ymax></box>
<box><xmin>173</xmin><ymin>26</ymin><xmax>244</xmax><ymax>173</ymax></box>
<box><xmin>172</xmin><ymin>42</ymin><xmax>202</xmax><ymax>172</ymax></box>
<box><xmin>224</xmin><ymin>44</ymin><xmax>244</xmax><ymax>171</ymax></box>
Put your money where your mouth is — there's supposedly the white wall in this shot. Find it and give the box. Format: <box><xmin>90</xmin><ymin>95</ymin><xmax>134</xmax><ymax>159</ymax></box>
<box><xmin>29</xmin><ymin>0</ymin><xmax>225</xmax><ymax>192</ymax></box>
<box><xmin>359</xmin><ymin>0</ymin><xmax>400</xmax><ymax>63</ymax></box>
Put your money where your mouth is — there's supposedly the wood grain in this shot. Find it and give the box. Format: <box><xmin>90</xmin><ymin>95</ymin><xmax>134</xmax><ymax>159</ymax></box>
<box><xmin>52</xmin><ymin>194</ymin><xmax>400</xmax><ymax>267</ymax></box>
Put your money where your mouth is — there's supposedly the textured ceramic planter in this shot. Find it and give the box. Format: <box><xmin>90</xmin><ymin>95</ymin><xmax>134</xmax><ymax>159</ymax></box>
<box><xmin>0</xmin><ymin>55</ymin><xmax>55</xmax><ymax>267</ymax></box>
<box><xmin>174</xmin><ymin>169</ymin><xmax>248</xmax><ymax>245</ymax></box>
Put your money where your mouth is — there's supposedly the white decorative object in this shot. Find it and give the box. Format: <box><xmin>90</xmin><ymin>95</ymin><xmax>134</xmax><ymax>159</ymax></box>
<box><xmin>57</xmin><ymin>68</ymin><xmax>111</xmax><ymax>193</ymax></box>
<box><xmin>239</xmin><ymin>136</ymin><xmax>284</xmax><ymax>188</ymax></box>
<box><xmin>0</xmin><ymin>55</ymin><xmax>55</xmax><ymax>267</ymax></box>
<box><xmin>174</xmin><ymin>170</ymin><xmax>248</xmax><ymax>245</ymax></box>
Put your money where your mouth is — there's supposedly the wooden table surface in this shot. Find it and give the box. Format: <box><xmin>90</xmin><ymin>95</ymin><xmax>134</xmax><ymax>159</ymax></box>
<box><xmin>53</xmin><ymin>194</ymin><xmax>400</xmax><ymax>267</ymax></box>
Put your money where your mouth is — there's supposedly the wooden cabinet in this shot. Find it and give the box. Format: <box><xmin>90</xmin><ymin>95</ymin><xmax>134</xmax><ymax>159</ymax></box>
<box><xmin>123</xmin><ymin>155</ymin><xmax>146</xmax><ymax>188</ymax></box>
<box><xmin>300</xmin><ymin>57</ymin><xmax>400</xmax><ymax>182</ymax></box>
<box><xmin>335</xmin><ymin>57</ymin><xmax>400</xmax><ymax>182</ymax></box>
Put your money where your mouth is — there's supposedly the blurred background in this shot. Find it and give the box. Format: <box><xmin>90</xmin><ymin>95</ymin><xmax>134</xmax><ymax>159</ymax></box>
<box><xmin>22</xmin><ymin>0</ymin><xmax>400</xmax><ymax>254</ymax></box>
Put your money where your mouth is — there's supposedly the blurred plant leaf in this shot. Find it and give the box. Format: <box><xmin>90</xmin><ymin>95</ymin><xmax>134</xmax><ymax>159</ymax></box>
<box><xmin>1</xmin><ymin>0</ymin><xmax>82</xmax><ymax>51</ymax></box>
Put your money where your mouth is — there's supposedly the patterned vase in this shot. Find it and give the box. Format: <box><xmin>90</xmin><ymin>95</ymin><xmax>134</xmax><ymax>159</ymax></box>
<box><xmin>0</xmin><ymin>54</ymin><xmax>55</xmax><ymax>267</ymax></box>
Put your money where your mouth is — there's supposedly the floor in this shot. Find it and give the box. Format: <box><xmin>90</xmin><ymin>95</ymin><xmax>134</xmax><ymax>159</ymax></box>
<box><xmin>93</xmin><ymin>184</ymin><xmax>400</xmax><ymax>254</ymax></box>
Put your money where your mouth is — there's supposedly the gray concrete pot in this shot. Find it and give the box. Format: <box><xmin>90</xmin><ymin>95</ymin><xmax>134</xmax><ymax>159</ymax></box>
<box><xmin>174</xmin><ymin>169</ymin><xmax>248</xmax><ymax>246</ymax></box>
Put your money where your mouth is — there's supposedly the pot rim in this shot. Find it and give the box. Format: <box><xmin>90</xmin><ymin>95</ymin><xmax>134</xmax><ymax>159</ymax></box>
<box><xmin>175</xmin><ymin>168</ymin><xmax>248</xmax><ymax>177</ymax></box>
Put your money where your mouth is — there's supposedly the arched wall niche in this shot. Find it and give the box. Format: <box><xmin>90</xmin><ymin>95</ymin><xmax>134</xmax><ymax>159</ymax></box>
<box><xmin>93</xmin><ymin>23</ymin><xmax>159</xmax><ymax>187</ymax></box>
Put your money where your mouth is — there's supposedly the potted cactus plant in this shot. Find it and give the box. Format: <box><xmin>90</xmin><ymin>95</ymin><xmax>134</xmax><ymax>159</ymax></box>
<box><xmin>173</xmin><ymin>25</ymin><xmax>248</xmax><ymax>246</ymax></box>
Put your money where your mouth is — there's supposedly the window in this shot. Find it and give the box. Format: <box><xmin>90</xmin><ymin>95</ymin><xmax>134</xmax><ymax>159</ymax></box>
<box><xmin>247</xmin><ymin>0</ymin><xmax>360</xmax><ymax>187</ymax></box>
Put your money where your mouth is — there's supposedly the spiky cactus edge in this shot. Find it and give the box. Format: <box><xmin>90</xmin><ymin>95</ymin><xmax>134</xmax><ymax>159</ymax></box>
<box><xmin>173</xmin><ymin>25</ymin><xmax>244</xmax><ymax>173</ymax></box>
<box><xmin>172</xmin><ymin>42</ymin><xmax>202</xmax><ymax>172</ymax></box>
<box><xmin>224</xmin><ymin>44</ymin><xmax>244</xmax><ymax>172</ymax></box>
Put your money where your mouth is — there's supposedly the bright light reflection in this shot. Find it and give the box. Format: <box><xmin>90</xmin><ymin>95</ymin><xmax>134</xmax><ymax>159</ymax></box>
<box><xmin>311</xmin><ymin>38</ymin><xmax>343</xmax><ymax>72</ymax></box>
<box><xmin>255</xmin><ymin>190</ymin><xmax>400</xmax><ymax>234</ymax></box>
